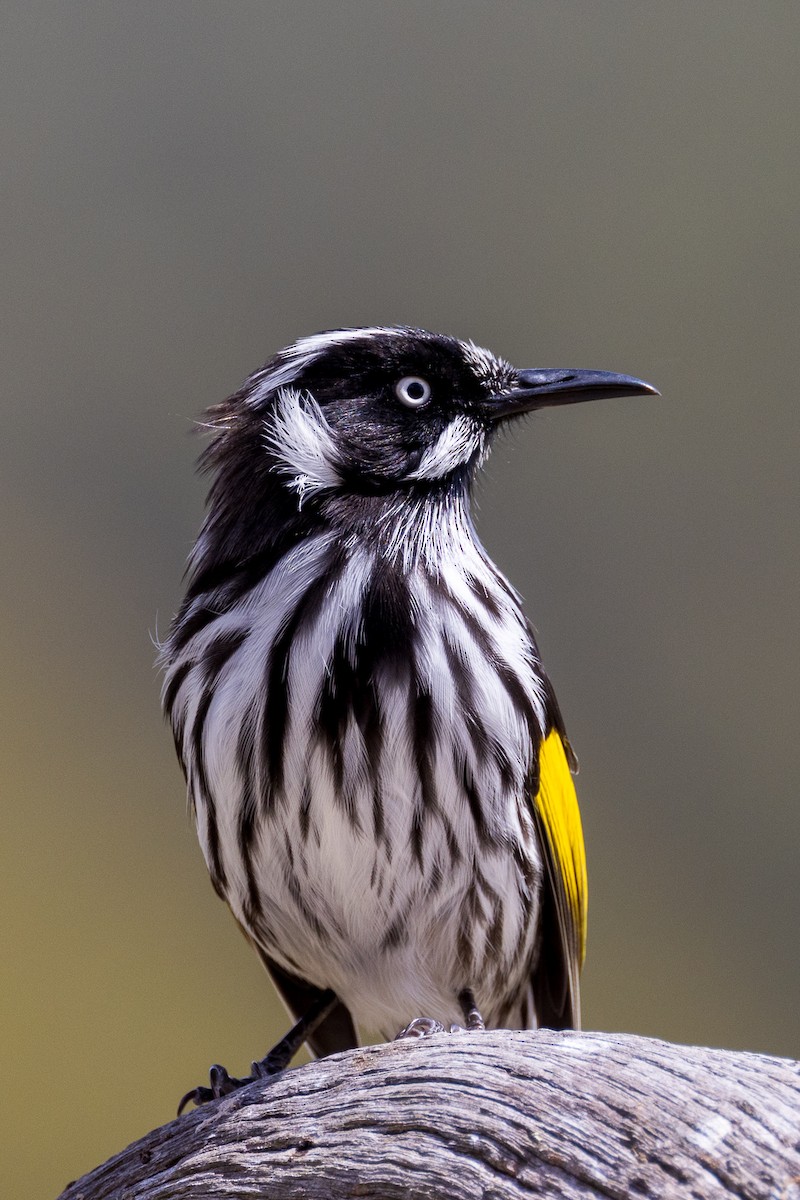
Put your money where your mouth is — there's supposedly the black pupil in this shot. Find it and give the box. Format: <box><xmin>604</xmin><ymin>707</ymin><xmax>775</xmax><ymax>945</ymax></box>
<box><xmin>406</xmin><ymin>380</ymin><xmax>425</xmax><ymax>400</ymax></box>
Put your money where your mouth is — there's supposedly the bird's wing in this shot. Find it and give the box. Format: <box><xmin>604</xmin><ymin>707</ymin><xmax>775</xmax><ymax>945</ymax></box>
<box><xmin>530</xmin><ymin>721</ymin><xmax>588</xmax><ymax>1029</ymax></box>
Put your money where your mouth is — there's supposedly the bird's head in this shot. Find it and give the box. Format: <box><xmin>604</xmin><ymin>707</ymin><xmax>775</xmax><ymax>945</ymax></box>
<box><xmin>195</xmin><ymin>327</ymin><xmax>657</xmax><ymax>573</ymax></box>
<box><xmin>203</xmin><ymin>326</ymin><xmax>657</xmax><ymax>504</ymax></box>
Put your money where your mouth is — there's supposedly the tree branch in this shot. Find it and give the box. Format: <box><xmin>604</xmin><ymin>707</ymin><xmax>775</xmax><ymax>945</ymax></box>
<box><xmin>59</xmin><ymin>1029</ymin><xmax>800</xmax><ymax>1200</ymax></box>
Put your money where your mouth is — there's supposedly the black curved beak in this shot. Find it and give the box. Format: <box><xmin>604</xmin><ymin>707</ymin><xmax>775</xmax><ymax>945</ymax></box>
<box><xmin>489</xmin><ymin>368</ymin><xmax>659</xmax><ymax>419</ymax></box>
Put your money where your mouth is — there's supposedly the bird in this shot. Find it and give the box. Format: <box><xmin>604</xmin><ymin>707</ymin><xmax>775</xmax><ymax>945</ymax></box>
<box><xmin>161</xmin><ymin>325</ymin><xmax>656</xmax><ymax>1109</ymax></box>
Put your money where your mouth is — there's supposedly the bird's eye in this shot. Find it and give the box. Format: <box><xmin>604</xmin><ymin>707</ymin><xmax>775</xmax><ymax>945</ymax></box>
<box><xmin>395</xmin><ymin>376</ymin><xmax>432</xmax><ymax>408</ymax></box>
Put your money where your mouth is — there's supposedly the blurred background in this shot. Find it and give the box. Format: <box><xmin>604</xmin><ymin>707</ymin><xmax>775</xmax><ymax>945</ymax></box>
<box><xmin>2</xmin><ymin>2</ymin><xmax>798</xmax><ymax>1195</ymax></box>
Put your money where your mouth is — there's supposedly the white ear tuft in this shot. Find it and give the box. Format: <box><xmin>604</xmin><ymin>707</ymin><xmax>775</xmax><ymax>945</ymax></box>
<box><xmin>263</xmin><ymin>387</ymin><xmax>343</xmax><ymax>499</ymax></box>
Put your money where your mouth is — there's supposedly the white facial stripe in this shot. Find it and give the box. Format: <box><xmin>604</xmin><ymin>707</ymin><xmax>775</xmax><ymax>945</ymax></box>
<box><xmin>246</xmin><ymin>358</ymin><xmax>311</xmax><ymax>406</ymax></box>
<box><xmin>291</xmin><ymin>327</ymin><xmax>403</xmax><ymax>358</ymax></box>
<box><xmin>408</xmin><ymin>415</ymin><xmax>484</xmax><ymax>481</ymax></box>
<box><xmin>245</xmin><ymin>330</ymin><xmax>512</xmax><ymax>414</ymax></box>
<box><xmin>245</xmin><ymin>328</ymin><xmax>409</xmax><ymax>410</ymax></box>
<box><xmin>263</xmin><ymin>387</ymin><xmax>342</xmax><ymax>497</ymax></box>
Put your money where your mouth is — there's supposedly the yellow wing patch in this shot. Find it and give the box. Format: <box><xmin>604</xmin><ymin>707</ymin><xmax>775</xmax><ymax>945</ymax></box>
<box><xmin>534</xmin><ymin>729</ymin><xmax>588</xmax><ymax>996</ymax></box>
<box><xmin>535</xmin><ymin>729</ymin><xmax>587</xmax><ymax>962</ymax></box>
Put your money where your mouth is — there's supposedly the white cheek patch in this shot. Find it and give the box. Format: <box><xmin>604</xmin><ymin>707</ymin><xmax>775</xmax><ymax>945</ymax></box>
<box><xmin>409</xmin><ymin>415</ymin><xmax>485</xmax><ymax>481</ymax></box>
<box><xmin>263</xmin><ymin>387</ymin><xmax>343</xmax><ymax>498</ymax></box>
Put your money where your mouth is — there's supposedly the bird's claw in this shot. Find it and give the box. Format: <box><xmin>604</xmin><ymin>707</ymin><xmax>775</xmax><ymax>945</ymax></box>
<box><xmin>394</xmin><ymin>1016</ymin><xmax>447</xmax><ymax>1040</ymax></box>
<box><xmin>177</xmin><ymin>1063</ymin><xmax>254</xmax><ymax>1115</ymax></box>
<box><xmin>395</xmin><ymin>993</ymin><xmax>486</xmax><ymax>1042</ymax></box>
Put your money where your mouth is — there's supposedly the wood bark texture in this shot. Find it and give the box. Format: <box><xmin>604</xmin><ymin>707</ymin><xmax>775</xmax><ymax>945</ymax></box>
<box><xmin>59</xmin><ymin>1029</ymin><xmax>800</xmax><ymax>1200</ymax></box>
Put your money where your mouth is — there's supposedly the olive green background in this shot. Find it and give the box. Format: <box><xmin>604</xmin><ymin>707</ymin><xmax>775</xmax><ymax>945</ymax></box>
<box><xmin>2</xmin><ymin>3</ymin><xmax>798</xmax><ymax>1195</ymax></box>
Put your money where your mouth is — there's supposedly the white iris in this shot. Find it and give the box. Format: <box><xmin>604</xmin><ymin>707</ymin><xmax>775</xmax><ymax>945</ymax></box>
<box><xmin>395</xmin><ymin>376</ymin><xmax>431</xmax><ymax>408</ymax></box>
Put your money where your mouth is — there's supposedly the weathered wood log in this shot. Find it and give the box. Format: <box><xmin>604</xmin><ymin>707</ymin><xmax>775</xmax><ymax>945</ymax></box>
<box><xmin>59</xmin><ymin>1029</ymin><xmax>800</xmax><ymax>1200</ymax></box>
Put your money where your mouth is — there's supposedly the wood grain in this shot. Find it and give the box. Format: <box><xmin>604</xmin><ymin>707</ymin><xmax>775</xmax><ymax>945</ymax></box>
<box><xmin>59</xmin><ymin>1029</ymin><xmax>800</xmax><ymax>1199</ymax></box>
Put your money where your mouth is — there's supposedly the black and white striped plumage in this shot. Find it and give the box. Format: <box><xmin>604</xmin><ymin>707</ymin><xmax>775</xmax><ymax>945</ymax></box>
<box><xmin>162</xmin><ymin>327</ymin><xmax>655</xmax><ymax>1056</ymax></box>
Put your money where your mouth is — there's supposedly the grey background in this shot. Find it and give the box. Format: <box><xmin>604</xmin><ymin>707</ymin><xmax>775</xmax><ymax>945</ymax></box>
<box><xmin>2</xmin><ymin>3</ymin><xmax>798</xmax><ymax>1196</ymax></box>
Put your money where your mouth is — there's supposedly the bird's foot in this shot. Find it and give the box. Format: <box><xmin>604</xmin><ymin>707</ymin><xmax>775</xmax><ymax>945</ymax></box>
<box><xmin>178</xmin><ymin>1063</ymin><xmax>263</xmax><ymax>1114</ymax></box>
<box><xmin>178</xmin><ymin>1049</ymin><xmax>288</xmax><ymax>1114</ymax></box>
<box><xmin>457</xmin><ymin>987</ymin><xmax>486</xmax><ymax>1032</ymax></box>
<box><xmin>394</xmin><ymin>989</ymin><xmax>487</xmax><ymax>1042</ymax></box>
<box><xmin>394</xmin><ymin>1016</ymin><xmax>449</xmax><ymax>1040</ymax></box>
<box><xmin>177</xmin><ymin>988</ymin><xmax>340</xmax><ymax>1114</ymax></box>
